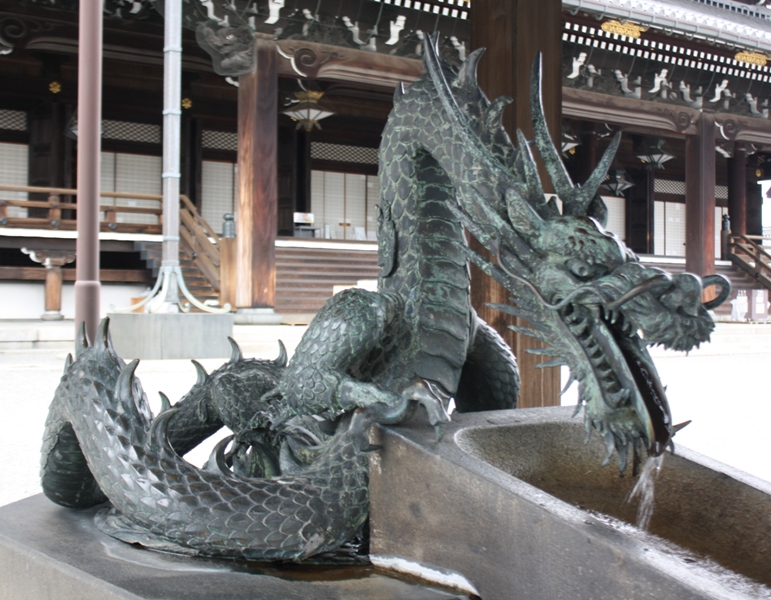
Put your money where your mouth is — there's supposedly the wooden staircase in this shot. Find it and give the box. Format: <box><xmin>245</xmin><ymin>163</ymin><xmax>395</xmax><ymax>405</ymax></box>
<box><xmin>135</xmin><ymin>241</ymin><xmax>219</xmax><ymax>303</ymax></box>
<box><xmin>727</xmin><ymin>234</ymin><xmax>771</xmax><ymax>291</ymax></box>
<box><xmin>275</xmin><ymin>245</ymin><xmax>379</xmax><ymax>314</ymax></box>
<box><xmin>136</xmin><ymin>241</ymin><xmax>380</xmax><ymax>316</ymax></box>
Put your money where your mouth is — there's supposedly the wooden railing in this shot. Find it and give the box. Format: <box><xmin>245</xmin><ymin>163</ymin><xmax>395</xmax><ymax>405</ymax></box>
<box><xmin>0</xmin><ymin>184</ymin><xmax>163</xmax><ymax>233</ymax></box>
<box><xmin>728</xmin><ymin>233</ymin><xmax>771</xmax><ymax>290</ymax></box>
<box><xmin>0</xmin><ymin>184</ymin><xmax>235</xmax><ymax>306</ymax></box>
<box><xmin>178</xmin><ymin>194</ymin><xmax>234</xmax><ymax>306</ymax></box>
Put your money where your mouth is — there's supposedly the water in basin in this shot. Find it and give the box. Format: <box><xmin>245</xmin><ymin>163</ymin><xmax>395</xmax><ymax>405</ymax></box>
<box><xmin>456</xmin><ymin>419</ymin><xmax>771</xmax><ymax>590</ymax></box>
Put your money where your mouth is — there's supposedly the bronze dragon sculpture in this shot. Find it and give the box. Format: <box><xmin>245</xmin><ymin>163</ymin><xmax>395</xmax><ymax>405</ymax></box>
<box><xmin>40</xmin><ymin>37</ymin><xmax>728</xmax><ymax>560</ymax></box>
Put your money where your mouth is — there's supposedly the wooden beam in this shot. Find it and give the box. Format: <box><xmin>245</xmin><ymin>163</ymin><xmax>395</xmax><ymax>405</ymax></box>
<box><xmin>236</xmin><ymin>39</ymin><xmax>278</xmax><ymax>309</ymax></box>
<box><xmin>563</xmin><ymin>87</ymin><xmax>699</xmax><ymax>136</ymax></box>
<box><xmin>273</xmin><ymin>39</ymin><xmax>423</xmax><ymax>88</ymax></box>
<box><xmin>0</xmin><ymin>267</ymin><xmax>151</xmax><ymax>283</ymax></box>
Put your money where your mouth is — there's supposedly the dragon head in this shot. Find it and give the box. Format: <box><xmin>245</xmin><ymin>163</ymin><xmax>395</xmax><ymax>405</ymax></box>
<box><xmin>418</xmin><ymin>38</ymin><xmax>730</xmax><ymax>474</ymax></box>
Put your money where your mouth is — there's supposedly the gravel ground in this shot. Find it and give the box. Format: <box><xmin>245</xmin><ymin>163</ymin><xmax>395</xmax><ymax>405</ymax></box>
<box><xmin>2</xmin><ymin>326</ymin><xmax>770</xmax><ymax>508</ymax></box>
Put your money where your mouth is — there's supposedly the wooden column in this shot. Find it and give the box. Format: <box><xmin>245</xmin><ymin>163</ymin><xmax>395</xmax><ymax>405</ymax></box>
<box><xmin>470</xmin><ymin>0</ymin><xmax>562</xmax><ymax>408</ymax></box>
<box><xmin>685</xmin><ymin>112</ymin><xmax>716</xmax><ymax>278</ymax></box>
<box><xmin>21</xmin><ymin>249</ymin><xmax>75</xmax><ymax>320</ymax></box>
<box><xmin>236</xmin><ymin>39</ymin><xmax>278</xmax><ymax>310</ymax></box>
<box><xmin>727</xmin><ymin>142</ymin><xmax>747</xmax><ymax>236</ymax></box>
<box><xmin>626</xmin><ymin>168</ymin><xmax>655</xmax><ymax>255</ymax></box>
<box><xmin>747</xmin><ymin>160</ymin><xmax>763</xmax><ymax>236</ymax></box>
<box><xmin>571</xmin><ymin>126</ymin><xmax>598</xmax><ymax>183</ymax></box>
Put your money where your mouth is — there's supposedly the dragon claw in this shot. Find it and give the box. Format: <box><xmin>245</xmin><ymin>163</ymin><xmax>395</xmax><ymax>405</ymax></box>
<box><xmin>350</xmin><ymin>408</ymin><xmax>381</xmax><ymax>453</ymax></box>
<box><xmin>401</xmin><ymin>380</ymin><xmax>451</xmax><ymax>427</ymax></box>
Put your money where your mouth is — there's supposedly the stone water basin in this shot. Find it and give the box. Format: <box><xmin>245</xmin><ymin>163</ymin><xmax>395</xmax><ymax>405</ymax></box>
<box><xmin>369</xmin><ymin>406</ymin><xmax>771</xmax><ymax>600</ymax></box>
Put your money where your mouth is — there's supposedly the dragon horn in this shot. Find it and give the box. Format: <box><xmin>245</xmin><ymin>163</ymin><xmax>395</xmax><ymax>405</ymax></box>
<box><xmin>393</xmin><ymin>81</ymin><xmax>405</xmax><ymax>103</ymax></box>
<box><xmin>149</xmin><ymin>407</ymin><xmax>178</xmax><ymax>453</ymax></box>
<box><xmin>191</xmin><ymin>360</ymin><xmax>208</xmax><ymax>385</ymax></box>
<box><xmin>63</xmin><ymin>353</ymin><xmax>73</xmax><ymax>374</ymax></box>
<box><xmin>515</xmin><ymin>129</ymin><xmax>546</xmax><ymax>210</ymax></box>
<box><xmin>116</xmin><ymin>359</ymin><xmax>140</xmax><ymax>403</ymax></box>
<box><xmin>227</xmin><ymin>337</ymin><xmax>242</xmax><ymax>363</ymax></box>
<box><xmin>274</xmin><ymin>340</ymin><xmax>288</xmax><ymax>368</ymax></box>
<box><xmin>428</xmin><ymin>31</ymin><xmax>441</xmax><ymax>56</ymax></box>
<box><xmin>581</xmin><ymin>131</ymin><xmax>621</xmax><ymax>207</ymax></box>
<box><xmin>158</xmin><ymin>391</ymin><xmax>172</xmax><ymax>413</ymax></box>
<box><xmin>205</xmin><ymin>435</ymin><xmax>236</xmax><ymax>477</ymax></box>
<box><xmin>530</xmin><ymin>53</ymin><xmax>576</xmax><ymax>199</ymax></box>
<box><xmin>458</xmin><ymin>47</ymin><xmax>485</xmax><ymax>90</ymax></box>
<box><xmin>75</xmin><ymin>322</ymin><xmax>90</xmax><ymax>357</ymax></box>
<box><xmin>423</xmin><ymin>34</ymin><xmax>465</xmax><ymax>129</ymax></box>
<box><xmin>95</xmin><ymin>317</ymin><xmax>111</xmax><ymax>354</ymax></box>
<box><xmin>485</xmin><ymin>96</ymin><xmax>513</xmax><ymax>136</ymax></box>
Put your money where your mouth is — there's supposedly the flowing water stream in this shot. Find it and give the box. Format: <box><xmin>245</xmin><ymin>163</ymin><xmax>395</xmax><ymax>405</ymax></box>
<box><xmin>626</xmin><ymin>454</ymin><xmax>664</xmax><ymax>530</ymax></box>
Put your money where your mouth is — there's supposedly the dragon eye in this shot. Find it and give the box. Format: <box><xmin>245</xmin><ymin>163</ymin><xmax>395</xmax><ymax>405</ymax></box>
<box><xmin>567</xmin><ymin>259</ymin><xmax>593</xmax><ymax>279</ymax></box>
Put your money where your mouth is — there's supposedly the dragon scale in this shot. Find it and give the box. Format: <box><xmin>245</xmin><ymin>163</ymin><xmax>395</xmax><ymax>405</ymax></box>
<box><xmin>40</xmin><ymin>37</ymin><xmax>728</xmax><ymax>560</ymax></box>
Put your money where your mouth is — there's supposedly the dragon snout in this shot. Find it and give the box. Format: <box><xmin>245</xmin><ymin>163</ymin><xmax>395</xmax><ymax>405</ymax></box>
<box><xmin>701</xmin><ymin>274</ymin><xmax>732</xmax><ymax>311</ymax></box>
<box><xmin>658</xmin><ymin>272</ymin><xmax>730</xmax><ymax>316</ymax></box>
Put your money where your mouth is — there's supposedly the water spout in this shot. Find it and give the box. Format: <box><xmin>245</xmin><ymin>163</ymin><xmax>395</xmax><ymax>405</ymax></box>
<box><xmin>627</xmin><ymin>454</ymin><xmax>664</xmax><ymax>530</ymax></box>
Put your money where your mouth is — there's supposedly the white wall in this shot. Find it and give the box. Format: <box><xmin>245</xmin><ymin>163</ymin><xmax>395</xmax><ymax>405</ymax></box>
<box><xmin>0</xmin><ymin>282</ymin><xmax>148</xmax><ymax>320</ymax></box>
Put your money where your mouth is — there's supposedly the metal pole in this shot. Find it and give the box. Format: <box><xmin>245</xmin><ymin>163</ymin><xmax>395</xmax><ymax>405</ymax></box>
<box><xmin>110</xmin><ymin>0</ymin><xmax>229</xmax><ymax>315</ymax></box>
<box><xmin>159</xmin><ymin>0</ymin><xmax>182</xmax><ymax>308</ymax></box>
<box><xmin>74</xmin><ymin>0</ymin><xmax>103</xmax><ymax>343</ymax></box>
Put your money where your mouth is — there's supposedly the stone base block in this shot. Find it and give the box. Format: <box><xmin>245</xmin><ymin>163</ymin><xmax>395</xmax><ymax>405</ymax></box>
<box><xmin>0</xmin><ymin>495</ymin><xmax>467</xmax><ymax>600</ymax></box>
<box><xmin>107</xmin><ymin>312</ymin><xmax>234</xmax><ymax>360</ymax></box>
<box><xmin>233</xmin><ymin>308</ymin><xmax>284</xmax><ymax>325</ymax></box>
<box><xmin>369</xmin><ymin>407</ymin><xmax>771</xmax><ymax>600</ymax></box>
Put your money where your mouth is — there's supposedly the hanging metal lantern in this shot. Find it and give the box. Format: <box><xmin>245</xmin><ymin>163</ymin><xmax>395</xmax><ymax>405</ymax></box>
<box><xmin>636</xmin><ymin>136</ymin><xmax>674</xmax><ymax>169</ymax></box>
<box><xmin>561</xmin><ymin>123</ymin><xmax>580</xmax><ymax>157</ymax></box>
<box><xmin>602</xmin><ymin>168</ymin><xmax>635</xmax><ymax>196</ymax></box>
<box><xmin>281</xmin><ymin>90</ymin><xmax>335</xmax><ymax>132</ymax></box>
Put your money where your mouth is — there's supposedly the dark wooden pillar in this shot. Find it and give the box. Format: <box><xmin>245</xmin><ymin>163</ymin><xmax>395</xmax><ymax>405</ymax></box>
<box><xmin>727</xmin><ymin>142</ymin><xmax>747</xmax><ymax>236</ymax></box>
<box><xmin>295</xmin><ymin>129</ymin><xmax>311</xmax><ymax>214</ymax></box>
<box><xmin>181</xmin><ymin>114</ymin><xmax>202</xmax><ymax>209</ymax></box>
<box><xmin>22</xmin><ymin>249</ymin><xmax>75</xmax><ymax>320</ymax></box>
<box><xmin>470</xmin><ymin>0</ymin><xmax>562</xmax><ymax>408</ymax></box>
<box><xmin>685</xmin><ymin>112</ymin><xmax>716</xmax><ymax>278</ymax></box>
<box><xmin>626</xmin><ymin>168</ymin><xmax>654</xmax><ymax>255</ymax></box>
<box><xmin>746</xmin><ymin>181</ymin><xmax>763</xmax><ymax>236</ymax></box>
<box><xmin>571</xmin><ymin>126</ymin><xmax>598</xmax><ymax>183</ymax></box>
<box><xmin>236</xmin><ymin>39</ymin><xmax>278</xmax><ymax>310</ymax></box>
<box><xmin>28</xmin><ymin>103</ymin><xmax>65</xmax><ymax>218</ymax></box>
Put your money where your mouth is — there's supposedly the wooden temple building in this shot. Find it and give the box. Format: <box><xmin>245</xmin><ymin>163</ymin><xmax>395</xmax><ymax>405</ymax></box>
<box><xmin>2</xmin><ymin>0</ymin><xmax>771</xmax><ymax>404</ymax></box>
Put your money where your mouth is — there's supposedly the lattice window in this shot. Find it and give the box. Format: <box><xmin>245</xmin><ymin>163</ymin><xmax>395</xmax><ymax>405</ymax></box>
<box><xmin>201</xmin><ymin>160</ymin><xmax>236</xmax><ymax>231</ymax></box>
<box><xmin>311</xmin><ymin>142</ymin><xmax>379</xmax><ymax>165</ymax></box>
<box><xmin>654</xmin><ymin>179</ymin><xmax>685</xmax><ymax>196</ymax></box>
<box><xmin>654</xmin><ymin>201</ymin><xmax>686</xmax><ymax>257</ymax></box>
<box><xmin>655</xmin><ymin>178</ymin><xmax>728</xmax><ymax>200</ymax></box>
<box><xmin>202</xmin><ymin>130</ymin><xmax>238</xmax><ymax>152</ymax></box>
<box><xmin>311</xmin><ymin>170</ymin><xmax>379</xmax><ymax>240</ymax></box>
<box><xmin>601</xmin><ymin>195</ymin><xmax>626</xmax><ymax>240</ymax></box>
<box><xmin>0</xmin><ymin>110</ymin><xmax>26</xmax><ymax>132</ymax></box>
<box><xmin>0</xmin><ymin>142</ymin><xmax>28</xmax><ymax>218</ymax></box>
<box><xmin>102</xmin><ymin>120</ymin><xmax>161</xmax><ymax>144</ymax></box>
<box><xmin>100</xmin><ymin>152</ymin><xmax>162</xmax><ymax>225</ymax></box>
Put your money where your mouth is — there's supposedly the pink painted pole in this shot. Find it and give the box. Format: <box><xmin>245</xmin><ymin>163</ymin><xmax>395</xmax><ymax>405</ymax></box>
<box><xmin>74</xmin><ymin>0</ymin><xmax>103</xmax><ymax>343</ymax></box>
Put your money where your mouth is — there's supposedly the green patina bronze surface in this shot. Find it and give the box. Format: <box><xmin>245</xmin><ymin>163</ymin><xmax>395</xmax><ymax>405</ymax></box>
<box><xmin>39</xmin><ymin>37</ymin><xmax>728</xmax><ymax>561</ymax></box>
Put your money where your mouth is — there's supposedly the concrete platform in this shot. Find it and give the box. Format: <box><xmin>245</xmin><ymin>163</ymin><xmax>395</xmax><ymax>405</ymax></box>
<box><xmin>107</xmin><ymin>313</ymin><xmax>234</xmax><ymax>360</ymax></box>
<box><xmin>0</xmin><ymin>495</ymin><xmax>468</xmax><ymax>600</ymax></box>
